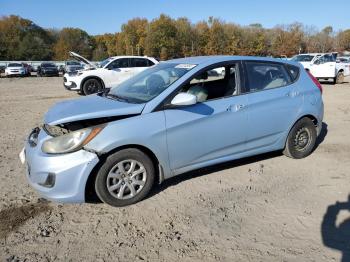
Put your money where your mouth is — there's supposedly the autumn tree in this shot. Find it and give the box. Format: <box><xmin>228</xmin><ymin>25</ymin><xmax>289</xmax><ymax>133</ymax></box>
<box><xmin>53</xmin><ymin>28</ymin><xmax>94</xmax><ymax>60</ymax></box>
<box><xmin>0</xmin><ymin>15</ymin><xmax>53</xmax><ymax>60</ymax></box>
<box><xmin>145</xmin><ymin>14</ymin><xmax>177</xmax><ymax>59</ymax></box>
<box><xmin>121</xmin><ymin>18</ymin><xmax>148</xmax><ymax>55</ymax></box>
<box><xmin>337</xmin><ymin>29</ymin><xmax>350</xmax><ymax>51</ymax></box>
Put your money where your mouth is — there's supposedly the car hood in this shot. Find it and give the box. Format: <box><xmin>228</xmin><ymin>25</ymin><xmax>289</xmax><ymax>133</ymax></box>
<box><xmin>7</xmin><ymin>67</ymin><xmax>24</xmax><ymax>70</ymax></box>
<box><xmin>44</xmin><ymin>94</ymin><xmax>145</xmax><ymax>125</ymax></box>
<box><xmin>69</xmin><ymin>51</ymin><xmax>97</xmax><ymax>69</ymax></box>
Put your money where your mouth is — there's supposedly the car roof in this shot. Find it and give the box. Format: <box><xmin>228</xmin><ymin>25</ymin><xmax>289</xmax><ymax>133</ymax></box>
<box><xmin>164</xmin><ymin>55</ymin><xmax>300</xmax><ymax>66</ymax></box>
<box><xmin>109</xmin><ymin>56</ymin><xmax>155</xmax><ymax>59</ymax></box>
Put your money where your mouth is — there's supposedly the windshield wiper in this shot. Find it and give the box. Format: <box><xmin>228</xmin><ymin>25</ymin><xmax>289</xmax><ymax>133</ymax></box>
<box><xmin>97</xmin><ymin>88</ymin><xmax>110</xmax><ymax>97</ymax></box>
<box><xmin>106</xmin><ymin>93</ymin><xmax>131</xmax><ymax>103</ymax></box>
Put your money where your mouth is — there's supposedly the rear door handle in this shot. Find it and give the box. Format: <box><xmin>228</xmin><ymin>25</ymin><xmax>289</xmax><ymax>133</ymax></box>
<box><xmin>286</xmin><ymin>91</ymin><xmax>300</xmax><ymax>97</ymax></box>
<box><xmin>227</xmin><ymin>104</ymin><xmax>245</xmax><ymax>112</ymax></box>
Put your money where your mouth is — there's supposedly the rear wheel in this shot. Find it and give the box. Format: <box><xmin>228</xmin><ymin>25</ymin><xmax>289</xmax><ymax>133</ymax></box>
<box><xmin>283</xmin><ymin>117</ymin><xmax>317</xmax><ymax>159</ymax></box>
<box><xmin>95</xmin><ymin>149</ymin><xmax>155</xmax><ymax>207</ymax></box>
<box><xmin>333</xmin><ymin>71</ymin><xmax>344</xmax><ymax>84</ymax></box>
<box><xmin>82</xmin><ymin>78</ymin><xmax>102</xmax><ymax>95</ymax></box>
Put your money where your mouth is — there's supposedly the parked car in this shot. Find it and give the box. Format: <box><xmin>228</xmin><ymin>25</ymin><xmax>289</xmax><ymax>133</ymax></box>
<box><xmin>63</xmin><ymin>51</ymin><xmax>159</xmax><ymax>95</ymax></box>
<box><xmin>20</xmin><ymin>56</ymin><xmax>324</xmax><ymax>207</ymax></box>
<box><xmin>291</xmin><ymin>53</ymin><xmax>350</xmax><ymax>84</ymax></box>
<box><xmin>336</xmin><ymin>56</ymin><xmax>350</xmax><ymax>63</ymax></box>
<box><xmin>37</xmin><ymin>62</ymin><xmax>59</xmax><ymax>77</ymax></box>
<box><xmin>63</xmin><ymin>60</ymin><xmax>84</xmax><ymax>74</ymax></box>
<box><xmin>0</xmin><ymin>65</ymin><xmax>6</xmax><ymax>74</ymax></box>
<box><xmin>4</xmin><ymin>62</ymin><xmax>27</xmax><ymax>77</ymax></box>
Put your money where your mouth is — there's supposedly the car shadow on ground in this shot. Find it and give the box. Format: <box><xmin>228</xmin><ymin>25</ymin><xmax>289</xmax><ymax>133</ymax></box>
<box><xmin>314</xmin><ymin>122</ymin><xmax>328</xmax><ymax>151</ymax></box>
<box><xmin>321</xmin><ymin>195</ymin><xmax>350</xmax><ymax>262</ymax></box>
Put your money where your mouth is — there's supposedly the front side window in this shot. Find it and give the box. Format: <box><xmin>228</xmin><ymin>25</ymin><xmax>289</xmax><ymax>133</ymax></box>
<box><xmin>245</xmin><ymin>62</ymin><xmax>291</xmax><ymax>92</ymax></box>
<box><xmin>176</xmin><ymin>64</ymin><xmax>238</xmax><ymax>102</ymax></box>
<box><xmin>108</xmin><ymin>63</ymin><xmax>196</xmax><ymax>103</ymax></box>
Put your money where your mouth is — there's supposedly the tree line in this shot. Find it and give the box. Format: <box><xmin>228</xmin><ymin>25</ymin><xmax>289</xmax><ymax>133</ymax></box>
<box><xmin>1</xmin><ymin>14</ymin><xmax>350</xmax><ymax>61</ymax></box>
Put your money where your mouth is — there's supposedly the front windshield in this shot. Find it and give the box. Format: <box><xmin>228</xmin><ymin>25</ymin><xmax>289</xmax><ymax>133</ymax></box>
<box><xmin>108</xmin><ymin>63</ymin><xmax>197</xmax><ymax>103</ymax></box>
<box><xmin>67</xmin><ymin>61</ymin><xmax>80</xmax><ymax>66</ymax></box>
<box><xmin>291</xmin><ymin>55</ymin><xmax>315</xmax><ymax>62</ymax></box>
<box><xmin>8</xmin><ymin>63</ymin><xmax>22</xmax><ymax>67</ymax></box>
<box><xmin>99</xmin><ymin>58</ymin><xmax>113</xmax><ymax>68</ymax></box>
<box><xmin>42</xmin><ymin>63</ymin><xmax>56</xmax><ymax>67</ymax></box>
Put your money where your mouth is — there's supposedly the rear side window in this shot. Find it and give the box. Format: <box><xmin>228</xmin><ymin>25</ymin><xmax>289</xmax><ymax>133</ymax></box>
<box><xmin>285</xmin><ymin>64</ymin><xmax>300</xmax><ymax>82</ymax></box>
<box><xmin>130</xmin><ymin>58</ymin><xmax>149</xmax><ymax>67</ymax></box>
<box><xmin>245</xmin><ymin>62</ymin><xmax>291</xmax><ymax>93</ymax></box>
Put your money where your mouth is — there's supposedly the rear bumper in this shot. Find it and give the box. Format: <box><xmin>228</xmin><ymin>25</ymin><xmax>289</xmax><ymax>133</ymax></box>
<box><xmin>23</xmin><ymin>129</ymin><xmax>99</xmax><ymax>203</ymax></box>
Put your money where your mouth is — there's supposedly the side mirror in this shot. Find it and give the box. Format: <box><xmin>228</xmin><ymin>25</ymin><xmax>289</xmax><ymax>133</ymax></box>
<box><xmin>171</xmin><ymin>93</ymin><xmax>197</xmax><ymax>106</ymax></box>
<box><xmin>314</xmin><ymin>60</ymin><xmax>321</xmax><ymax>65</ymax></box>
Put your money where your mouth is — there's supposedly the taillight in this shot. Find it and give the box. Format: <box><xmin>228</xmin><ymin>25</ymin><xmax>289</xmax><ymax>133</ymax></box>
<box><xmin>306</xmin><ymin>70</ymin><xmax>322</xmax><ymax>94</ymax></box>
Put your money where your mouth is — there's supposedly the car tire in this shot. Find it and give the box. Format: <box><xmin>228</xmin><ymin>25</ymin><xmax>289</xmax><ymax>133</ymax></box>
<box><xmin>333</xmin><ymin>71</ymin><xmax>344</xmax><ymax>84</ymax></box>
<box><xmin>95</xmin><ymin>149</ymin><xmax>155</xmax><ymax>207</ymax></box>
<box><xmin>82</xmin><ymin>78</ymin><xmax>102</xmax><ymax>95</ymax></box>
<box><xmin>283</xmin><ymin>117</ymin><xmax>317</xmax><ymax>159</ymax></box>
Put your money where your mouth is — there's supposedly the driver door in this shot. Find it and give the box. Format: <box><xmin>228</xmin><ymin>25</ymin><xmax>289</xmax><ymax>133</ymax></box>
<box><xmin>104</xmin><ymin>58</ymin><xmax>134</xmax><ymax>86</ymax></box>
<box><xmin>310</xmin><ymin>54</ymin><xmax>336</xmax><ymax>78</ymax></box>
<box><xmin>164</xmin><ymin>63</ymin><xmax>249</xmax><ymax>174</ymax></box>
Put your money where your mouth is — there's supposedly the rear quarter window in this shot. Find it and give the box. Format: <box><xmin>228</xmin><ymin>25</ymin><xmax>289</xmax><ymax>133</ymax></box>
<box><xmin>285</xmin><ymin>64</ymin><xmax>300</xmax><ymax>82</ymax></box>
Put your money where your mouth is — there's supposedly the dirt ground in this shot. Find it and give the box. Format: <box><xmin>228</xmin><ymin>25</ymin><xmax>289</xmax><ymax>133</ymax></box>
<box><xmin>0</xmin><ymin>76</ymin><xmax>349</xmax><ymax>262</ymax></box>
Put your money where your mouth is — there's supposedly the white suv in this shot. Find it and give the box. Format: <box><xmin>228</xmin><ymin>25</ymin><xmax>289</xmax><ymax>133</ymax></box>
<box><xmin>64</xmin><ymin>52</ymin><xmax>159</xmax><ymax>95</ymax></box>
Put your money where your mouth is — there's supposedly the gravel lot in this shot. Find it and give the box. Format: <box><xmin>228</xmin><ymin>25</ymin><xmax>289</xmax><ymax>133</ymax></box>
<box><xmin>0</xmin><ymin>76</ymin><xmax>349</xmax><ymax>262</ymax></box>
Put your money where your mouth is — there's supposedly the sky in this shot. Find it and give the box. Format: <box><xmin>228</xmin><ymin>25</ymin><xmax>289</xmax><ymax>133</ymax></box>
<box><xmin>1</xmin><ymin>0</ymin><xmax>350</xmax><ymax>35</ymax></box>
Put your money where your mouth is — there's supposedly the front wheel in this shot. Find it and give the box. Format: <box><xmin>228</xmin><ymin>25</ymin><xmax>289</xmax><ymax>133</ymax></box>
<box><xmin>283</xmin><ymin>117</ymin><xmax>317</xmax><ymax>159</ymax></box>
<box><xmin>82</xmin><ymin>78</ymin><xmax>102</xmax><ymax>95</ymax></box>
<box><xmin>95</xmin><ymin>149</ymin><xmax>155</xmax><ymax>207</ymax></box>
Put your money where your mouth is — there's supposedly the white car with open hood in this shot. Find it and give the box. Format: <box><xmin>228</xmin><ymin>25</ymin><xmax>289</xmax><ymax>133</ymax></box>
<box><xmin>63</xmin><ymin>52</ymin><xmax>159</xmax><ymax>95</ymax></box>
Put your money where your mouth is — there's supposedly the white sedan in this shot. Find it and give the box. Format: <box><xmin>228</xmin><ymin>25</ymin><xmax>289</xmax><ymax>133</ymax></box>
<box><xmin>63</xmin><ymin>52</ymin><xmax>159</xmax><ymax>95</ymax></box>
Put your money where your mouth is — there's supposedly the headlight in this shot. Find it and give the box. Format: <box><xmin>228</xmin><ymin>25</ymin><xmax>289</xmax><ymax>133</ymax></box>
<box><xmin>42</xmin><ymin>126</ymin><xmax>104</xmax><ymax>154</ymax></box>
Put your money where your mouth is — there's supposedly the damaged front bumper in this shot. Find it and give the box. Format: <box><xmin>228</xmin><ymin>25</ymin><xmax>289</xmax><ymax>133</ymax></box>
<box><xmin>21</xmin><ymin>128</ymin><xmax>99</xmax><ymax>203</ymax></box>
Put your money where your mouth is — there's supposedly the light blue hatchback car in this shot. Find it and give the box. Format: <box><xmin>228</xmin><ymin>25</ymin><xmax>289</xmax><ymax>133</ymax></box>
<box><xmin>21</xmin><ymin>56</ymin><xmax>324</xmax><ymax>206</ymax></box>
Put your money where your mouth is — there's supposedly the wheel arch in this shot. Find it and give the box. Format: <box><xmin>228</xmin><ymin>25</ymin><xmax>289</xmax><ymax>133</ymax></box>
<box><xmin>84</xmin><ymin>144</ymin><xmax>163</xmax><ymax>202</ymax></box>
<box><xmin>284</xmin><ymin>114</ymin><xmax>319</xmax><ymax>147</ymax></box>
